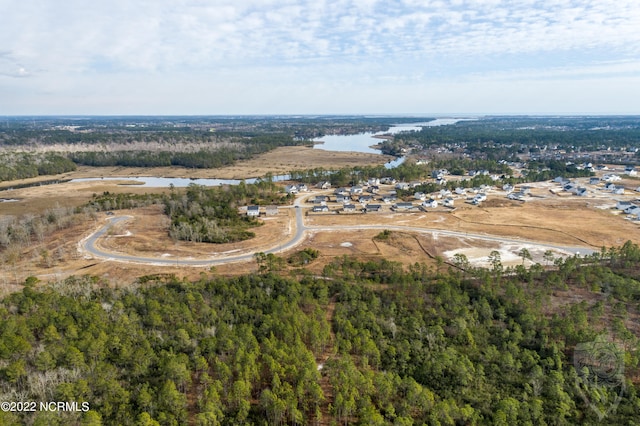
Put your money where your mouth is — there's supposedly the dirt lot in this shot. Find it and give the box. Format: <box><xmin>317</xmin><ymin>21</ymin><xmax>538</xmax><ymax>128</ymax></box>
<box><xmin>306</xmin><ymin>196</ymin><xmax>640</xmax><ymax>248</ymax></box>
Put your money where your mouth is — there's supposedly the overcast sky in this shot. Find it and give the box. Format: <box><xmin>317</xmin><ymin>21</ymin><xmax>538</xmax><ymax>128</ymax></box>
<box><xmin>1</xmin><ymin>0</ymin><xmax>640</xmax><ymax>115</ymax></box>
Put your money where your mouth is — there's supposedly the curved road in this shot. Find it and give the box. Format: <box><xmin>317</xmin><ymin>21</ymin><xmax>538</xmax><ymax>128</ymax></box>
<box><xmin>80</xmin><ymin>198</ymin><xmax>595</xmax><ymax>267</ymax></box>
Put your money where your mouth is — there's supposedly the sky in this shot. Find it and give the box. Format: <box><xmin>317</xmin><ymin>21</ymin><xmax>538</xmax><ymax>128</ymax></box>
<box><xmin>1</xmin><ymin>0</ymin><xmax>640</xmax><ymax>115</ymax></box>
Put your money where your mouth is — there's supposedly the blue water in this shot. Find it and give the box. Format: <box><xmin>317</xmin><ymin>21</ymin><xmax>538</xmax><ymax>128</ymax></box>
<box><xmin>70</xmin><ymin>175</ymin><xmax>290</xmax><ymax>188</ymax></box>
<box><xmin>312</xmin><ymin>119</ymin><xmax>468</xmax><ymax>154</ymax></box>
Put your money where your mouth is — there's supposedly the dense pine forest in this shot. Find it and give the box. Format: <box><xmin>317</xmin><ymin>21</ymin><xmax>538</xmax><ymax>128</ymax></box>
<box><xmin>1</xmin><ymin>244</ymin><xmax>639</xmax><ymax>425</ymax></box>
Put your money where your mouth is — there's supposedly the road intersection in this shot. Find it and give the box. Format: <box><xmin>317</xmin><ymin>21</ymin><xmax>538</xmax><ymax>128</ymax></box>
<box><xmin>80</xmin><ymin>195</ymin><xmax>595</xmax><ymax>267</ymax></box>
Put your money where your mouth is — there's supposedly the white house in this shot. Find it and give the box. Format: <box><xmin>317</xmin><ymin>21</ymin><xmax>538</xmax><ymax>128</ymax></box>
<box><xmin>617</xmin><ymin>201</ymin><xmax>633</xmax><ymax>210</ymax></box>
<box><xmin>316</xmin><ymin>181</ymin><xmax>332</xmax><ymax>189</ymax></box>
<box><xmin>368</xmin><ymin>177</ymin><xmax>381</xmax><ymax>186</ymax></box>
<box><xmin>626</xmin><ymin>206</ymin><xmax>640</xmax><ymax>216</ymax></box>
<box><xmin>472</xmin><ymin>193</ymin><xmax>487</xmax><ymax>205</ymax></box>
<box><xmin>414</xmin><ymin>192</ymin><xmax>427</xmax><ymax>200</ymax></box>
<box><xmin>343</xmin><ymin>204</ymin><xmax>357</xmax><ymax>213</ymax></box>
<box><xmin>422</xmin><ymin>199</ymin><xmax>438</xmax><ymax>208</ymax></box>
<box><xmin>247</xmin><ymin>205</ymin><xmax>260</xmax><ymax>217</ymax></box>
<box><xmin>575</xmin><ymin>187</ymin><xmax>588</xmax><ymax>197</ymax></box>
<box><xmin>393</xmin><ymin>202</ymin><xmax>415</xmax><ymax>210</ymax></box>
<box><xmin>350</xmin><ymin>185</ymin><xmax>364</xmax><ymax>195</ymax></box>
<box><xmin>285</xmin><ymin>185</ymin><xmax>299</xmax><ymax>194</ymax></box>
<box><xmin>443</xmin><ymin>198</ymin><xmax>455</xmax><ymax>207</ymax></box>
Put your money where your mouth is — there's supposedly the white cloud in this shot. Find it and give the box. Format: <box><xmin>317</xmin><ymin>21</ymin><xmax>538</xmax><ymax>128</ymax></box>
<box><xmin>1</xmin><ymin>0</ymin><xmax>639</xmax><ymax>113</ymax></box>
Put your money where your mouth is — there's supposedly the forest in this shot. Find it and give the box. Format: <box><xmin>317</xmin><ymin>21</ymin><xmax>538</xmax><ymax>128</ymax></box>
<box><xmin>1</xmin><ymin>243</ymin><xmax>639</xmax><ymax>425</ymax></box>
<box><xmin>394</xmin><ymin>116</ymin><xmax>640</xmax><ymax>152</ymax></box>
<box><xmin>163</xmin><ymin>181</ymin><xmax>290</xmax><ymax>244</ymax></box>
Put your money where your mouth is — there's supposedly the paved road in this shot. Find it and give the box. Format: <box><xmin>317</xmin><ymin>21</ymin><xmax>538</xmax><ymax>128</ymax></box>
<box><xmin>80</xmin><ymin>200</ymin><xmax>595</xmax><ymax>266</ymax></box>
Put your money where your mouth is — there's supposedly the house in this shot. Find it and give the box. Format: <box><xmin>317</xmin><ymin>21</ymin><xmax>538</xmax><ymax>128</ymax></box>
<box><xmin>247</xmin><ymin>205</ymin><xmax>260</xmax><ymax>217</ymax></box>
<box><xmin>410</xmin><ymin>181</ymin><xmax>422</xmax><ymax>188</ymax></box>
<box><xmin>265</xmin><ymin>205</ymin><xmax>279</xmax><ymax>216</ymax></box>
<box><xmin>381</xmin><ymin>195</ymin><xmax>397</xmax><ymax>203</ymax></box>
<box><xmin>367</xmin><ymin>185</ymin><xmax>380</xmax><ymax>194</ymax></box>
<box><xmin>554</xmin><ymin>176</ymin><xmax>570</xmax><ymax>184</ymax></box>
<box><xmin>343</xmin><ymin>204</ymin><xmax>357</xmax><ymax>213</ymax></box>
<box><xmin>314</xmin><ymin>195</ymin><xmax>329</xmax><ymax>204</ymax></box>
<box><xmin>575</xmin><ymin>187</ymin><xmax>588</xmax><ymax>197</ymax></box>
<box><xmin>613</xmin><ymin>186</ymin><xmax>625</xmax><ymax>195</ymax></box>
<box><xmin>380</xmin><ymin>177</ymin><xmax>397</xmax><ymax>184</ymax></box>
<box><xmin>455</xmin><ymin>187</ymin><xmax>467</xmax><ymax>195</ymax></box>
<box><xmin>603</xmin><ymin>174</ymin><xmax>622</xmax><ymax>182</ymax></box>
<box><xmin>626</xmin><ymin>206</ymin><xmax>640</xmax><ymax>216</ymax></box>
<box><xmin>440</xmin><ymin>189</ymin><xmax>452</xmax><ymax>198</ymax></box>
<box><xmin>443</xmin><ymin>198</ymin><xmax>455</xmax><ymax>207</ymax></box>
<box><xmin>284</xmin><ymin>185</ymin><xmax>299</xmax><ymax>194</ymax></box>
<box><xmin>395</xmin><ymin>182</ymin><xmax>410</xmax><ymax>190</ymax></box>
<box><xmin>336</xmin><ymin>194</ymin><xmax>351</xmax><ymax>203</ymax></box>
<box><xmin>316</xmin><ymin>181</ymin><xmax>332</xmax><ymax>189</ymax></box>
<box><xmin>436</xmin><ymin>178</ymin><xmax>447</xmax><ymax>185</ymax></box>
<box><xmin>393</xmin><ymin>202</ymin><xmax>415</xmax><ymax>211</ymax></box>
<box><xmin>519</xmin><ymin>186</ymin><xmax>532</xmax><ymax>194</ymax></box>
<box><xmin>414</xmin><ymin>192</ymin><xmax>427</xmax><ymax>200</ymax></box>
<box><xmin>365</xmin><ymin>204</ymin><xmax>382</xmax><ymax>213</ymax></box>
<box><xmin>358</xmin><ymin>195</ymin><xmax>373</xmax><ymax>204</ymax></box>
<box><xmin>508</xmin><ymin>192</ymin><xmax>526</xmax><ymax>201</ymax></box>
<box><xmin>334</xmin><ymin>187</ymin><xmax>349</xmax><ymax>196</ymax></box>
<box><xmin>502</xmin><ymin>184</ymin><xmax>514</xmax><ymax>193</ymax></box>
<box><xmin>312</xmin><ymin>205</ymin><xmax>329</xmax><ymax>213</ymax></box>
<box><xmin>624</xmin><ymin>204</ymin><xmax>640</xmax><ymax>214</ymax></box>
<box><xmin>589</xmin><ymin>177</ymin><xmax>600</xmax><ymax>185</ymax></box>
<box><xmin>472</xmin><ymin>193</ymin><xmax>487</xmax><ymax>205</ymax></box>
<box><xmin>431</xmin><ymin>169</ymin><xmax>449</xmax><ymax>179</ymax></box>
<box><xmin>604</xmin><ymin>182</ymin><xmax>617</xmax><ymax>191</ymax></box>
<box><xmin>617</xmin><ymin>201</ymin><xmax>633</xmax><ymax>210</ymax></box>
<box><xmin>298</xmin><ymin>184</ymin><xmax>309</xmax><ymax>192</ymax></box>
<box><xmin>368</xmin><ymin>177</ymin><xmax>381</xmax><ymax>186</ymax></box>
<box><xmin>350</xmin><ymin>186</ymin><xmax>364</xmax><ymax>195</ymax></box>
<box><xmin>422</xmin><ymin>199</ymin><xmax>438</xmax><ymax>208</ymax></box>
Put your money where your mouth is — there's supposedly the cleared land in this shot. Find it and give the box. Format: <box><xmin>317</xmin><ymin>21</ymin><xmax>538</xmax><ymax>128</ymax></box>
<box><xmin>3</xmin><ymin>153</ymin><xmax>640</xmax><ymax>293</ymax></box>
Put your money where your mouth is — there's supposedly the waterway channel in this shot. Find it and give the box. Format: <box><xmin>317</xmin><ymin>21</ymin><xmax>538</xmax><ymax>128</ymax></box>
<box><xmin>2</xmin><ymin>118</ymin><xmax>471</xmax><ymax>190</ymax></box>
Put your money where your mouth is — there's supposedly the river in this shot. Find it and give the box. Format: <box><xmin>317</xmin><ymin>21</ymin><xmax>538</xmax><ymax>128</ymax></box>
<box><xmin>312</xmin><ymin>118</ymin><xmax>474</xmax><ymax>168</ymax></box>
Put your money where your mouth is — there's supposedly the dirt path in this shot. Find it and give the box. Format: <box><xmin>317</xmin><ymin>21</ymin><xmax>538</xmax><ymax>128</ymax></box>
<box><xmin>315</xmin><ymin>294</ymin><xmax>338</xmax><ymax>425</ymax></box>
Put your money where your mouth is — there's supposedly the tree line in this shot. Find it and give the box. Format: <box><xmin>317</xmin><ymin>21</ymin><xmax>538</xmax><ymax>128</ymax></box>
<box><xmin>1</xmin><ymin>243</ymin><xmax>639</xmax><ymax>424</ymax></box>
